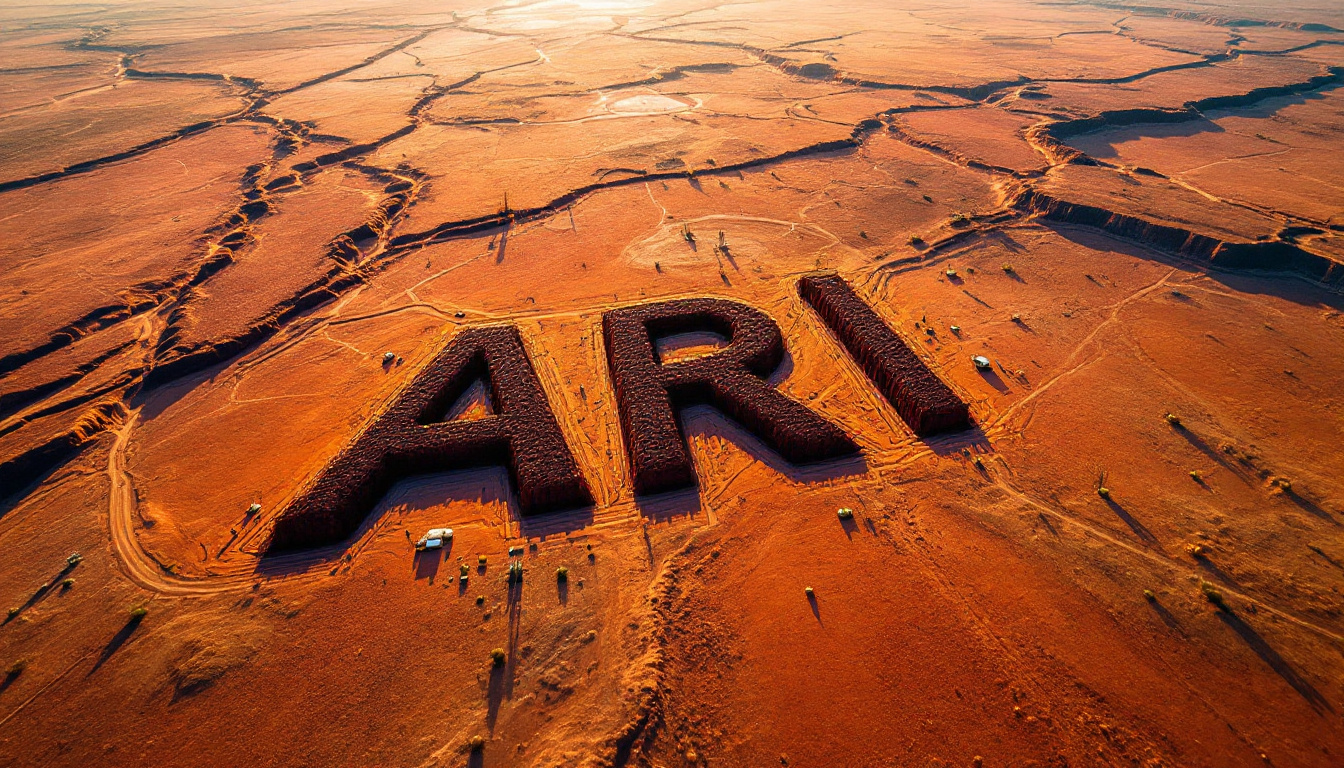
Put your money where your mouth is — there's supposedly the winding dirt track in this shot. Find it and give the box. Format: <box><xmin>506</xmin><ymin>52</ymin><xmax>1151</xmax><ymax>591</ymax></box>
<box><xmin>106</xmin><ymin>412</ymin><xmax>332</xmax><ymax>596</ymax></box>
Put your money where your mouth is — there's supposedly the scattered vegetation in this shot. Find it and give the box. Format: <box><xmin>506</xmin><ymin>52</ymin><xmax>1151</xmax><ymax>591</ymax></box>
<box><xmin>61</xmin><ymin>578</ymin><xmax>74</xmax><ymax>590</ymax></box>
<box><xmin>908</xmin><ymin>235</ymin><xmax>924</xmax><ymax>246</ymax></box>
<box><xmin>1164</xmin><ymin>413</ymin><xmax>1182</xmax><ymax>428</ymax></box>
<box><xmin>1143</xmin><ymin>589</ymin><xmax>1155</xmax><ymax>601</ymax></box>
<box><xmin>66</xmin><ymin>553</ymin><xmax>82</xmax><ymax>568</ymax></box>
<box><xmin>129</xmin><ymin>606</ymin><xmax>148</xmax><ymax>620</ymax></box>
<box><xmin>1189</xmin><ymin>470</ymin><xmax>1203</xmax><ymax>483</ymax></box>
<box><xmin>476</xmin><ymin>595</ymin><xmax>485</xmax><ymax>605</ymax></box>
<box><xmin>556</xmin><ymin>566</ymin><xmax>569</xmax><ymax>582</ymax></box>
<box><xmin>1002</xmin><ymin>264</ymin><xmax>1015</xmax><ymax>274</ymax></box>
<box><xmin>490</xmin><ymin>648</ymin><xmax>506</xmax><ymax>667</ymax></box>
<box><xmin>1185</xmin><ymin>543</ymin><xmax>1207</xmax><ymax>559</ymax></box>
<box><xmin>469</xmin><ymin>735</ymin><xmax>486</xmax><ymax>752</ymax></box>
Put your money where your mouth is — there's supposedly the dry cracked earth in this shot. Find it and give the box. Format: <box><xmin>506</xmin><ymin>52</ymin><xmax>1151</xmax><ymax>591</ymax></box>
<box><xmin>2</xmin><ymin>1</ymin><xmax>1344</xmax><ymax>766</ymax></box>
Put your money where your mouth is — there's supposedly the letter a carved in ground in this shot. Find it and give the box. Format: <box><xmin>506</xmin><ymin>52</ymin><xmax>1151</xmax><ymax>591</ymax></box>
<box><xmin>603</xmin><ymin>297</ymin><xmax>857</xmax><ymax>496</ymax></box>
<box><xmin>799</xmin><ymin>273</ymin><xmax>970</xmax><ymax>436</ymax></box>
<box><xmin>267</xmin><ymin>325</ymin><xmax>592</xmax><ymax>552</ymax></box>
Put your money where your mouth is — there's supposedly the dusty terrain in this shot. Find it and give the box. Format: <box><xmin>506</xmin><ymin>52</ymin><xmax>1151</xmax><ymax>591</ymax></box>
<box><xmin>2</xmin><ymin>1</ymin><xmax>1343</xmax><ymax>766</ymax></box>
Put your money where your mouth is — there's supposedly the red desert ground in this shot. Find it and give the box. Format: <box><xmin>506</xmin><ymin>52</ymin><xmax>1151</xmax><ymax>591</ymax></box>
<box><xmin>1</xmin><ymin>0</ymin><xmax>1343</xmax><ymax>766</ymax></box>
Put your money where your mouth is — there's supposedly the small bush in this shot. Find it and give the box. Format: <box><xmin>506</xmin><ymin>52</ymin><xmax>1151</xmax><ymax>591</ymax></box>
<box><xmin>556</xmin><ymin>567</ymin><xmax>569</xmax><ymax>582</ymax></box>
<box><xmin>6</xmin><ymin>660</ymin><xmax>26</xmax><ymax>678</ymax></box>
<box><xmin>836</xmin><ymin>508</ymin><xmax>853</xmax><ymax>520</ymax></box>
<box><xmin>129</xmin><ymin>606</ymin><xmax>148</xmax><ymax>620</ymax></box>
<box><xmin>469</xmin><ymin>735</ymin><xmax>485</xmax><ymax>752</ymax></box>
<box><xmin>1189</xmin><ymin>470</ymin><xmax>1203</xmax><ymax>482</ymax></box>
<box><xmin>490</xmin><ymin>648</ymin><xmax>506</xmax><ymax>667</ymax></box>
<box><xmin>66</xmin><ymin>553</ymin><xmax>83</xmax><ymax>567</ymax></box>
<box><xmin>61</xmin><ymin>579</ymin><xmax>74</xmax><ymax>590</ymax></box>
<box><xmin>1002</xmin><ymin>264</ymin><xmax>1015</xmax><ymax>273</ymax></box>
<box><xmin>1143</xmin><ymin>589</ymin><xmax>1155</xmax><ymax>601</ymax></box>
<box><xmin>477</xmin><ymin>555</ymin><xmax>487</xmax><ymax>566</ymax></box>
<box><xmin>804</xmin><ymin>587</ymin><xmax>814</xmax><ymax>597</ymax></box>
<box><xmin>475</xmin><ymin>595</ymin><xmax>485</xmax><ymax>605</ymax></box>
<box><xmin>1164</xmin><ymin>413</ymin><xmax>1182</xmax><ymax>428</ymax></box>
<box><xmin>1097</xmin><ymin>487</ymin><xmax>1111</xmax><ymax>500</ymax></box>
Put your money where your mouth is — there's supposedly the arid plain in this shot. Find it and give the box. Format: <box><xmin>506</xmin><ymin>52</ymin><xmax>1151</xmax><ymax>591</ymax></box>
<box><xmin>2</xmin><ymin>1</ymin><xmax>1344</xmax><ymax>766</ymax></box>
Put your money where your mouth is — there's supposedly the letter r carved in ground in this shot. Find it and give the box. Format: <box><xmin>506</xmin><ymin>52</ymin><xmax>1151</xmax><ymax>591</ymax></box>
<box><xmin>603</xmin><ymin>297</ymin><xmax>858</xmax><ymax>496</ymax></box>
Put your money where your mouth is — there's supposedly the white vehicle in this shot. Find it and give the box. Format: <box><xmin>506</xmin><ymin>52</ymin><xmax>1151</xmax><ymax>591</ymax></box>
<box><xmin>415</xmin><ymin>528</ymin><xmax>454</xmax><ymax>550</ymax></box>
<box><xmin>972</xmin><ymin>355</ymin><xmax>992</xmax><ymax>370</ymax></box>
